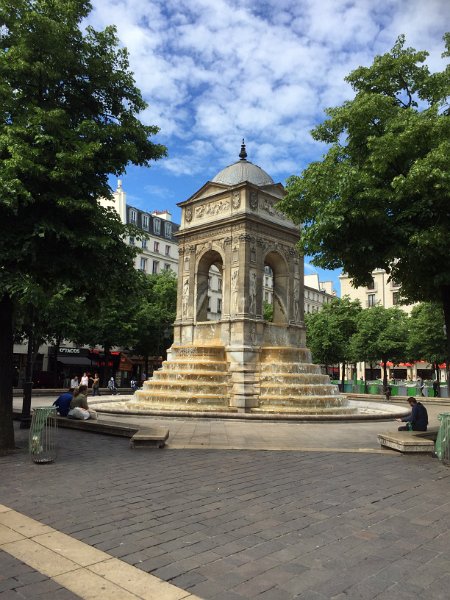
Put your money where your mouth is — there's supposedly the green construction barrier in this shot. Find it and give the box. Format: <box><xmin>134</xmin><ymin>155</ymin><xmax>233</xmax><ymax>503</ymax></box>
<box><xmin>368</xmin><ymin>384</ymin><xmax>380</xmax><ymax>394</ymax></box>
<box><xmin>406</xmin><ymin>387</ymin><xmax>418</xmax><ymax>397</ymax></box>
<box><xmin>391</xmin><ymin>385</ymin><xmax>399</xmax><ymax>396</ymax></box>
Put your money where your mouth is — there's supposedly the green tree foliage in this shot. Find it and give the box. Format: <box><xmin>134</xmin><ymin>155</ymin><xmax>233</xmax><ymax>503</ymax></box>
<box><xmin>132</xmin><ymin>270</ymin><xmax>178</xmax><ymax>372</ymax></box>
<box><xmin>74</xmin><ymin>270</ymin><xmax>144</xmax><ymax>384</ymax></box>
<box><xmin>0</xmin><ymin>0</ymin><xmax>166</xmax><ymax>452</ymax></box>
<box><xmin>263</xmin><ymin>300</ymin><xmax>274</xmax><ymax>322</ymax></box>
<box><xmin>407</xmin><ymin>302</ymin><xmax>446</xmax><ymax>377</ymax></box>
<box><xmin>305</xmin><ymin>296</ymin><xmax>361</xmax><ymax>385</ymax></box>
<box><xmin>280</xmin><ymin>35</ymin><xmax>450</xmax><ymax>375</ymax></box>
<box><xmin>350</xmin><ymin>306</ymin><xmax>408</xmax><ymax>388</ymax></box>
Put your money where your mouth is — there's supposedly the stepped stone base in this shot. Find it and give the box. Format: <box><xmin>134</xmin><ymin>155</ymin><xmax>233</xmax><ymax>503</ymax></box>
<box><xmin>134</xmin><ymin>343</ymin><xmax>344</xmax><ymax>414</ymax></box>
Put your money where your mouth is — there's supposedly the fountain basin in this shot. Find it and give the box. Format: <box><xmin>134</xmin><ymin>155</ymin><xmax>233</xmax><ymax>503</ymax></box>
<box><xmin>90</xmin><ymin>399</ymin><xmax>410</xmax><ymax>421</ymax></box>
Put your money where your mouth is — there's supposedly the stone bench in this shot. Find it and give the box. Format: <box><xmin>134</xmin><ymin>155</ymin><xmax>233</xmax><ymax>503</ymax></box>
<box><xmin>57</xmin><ymin>417</ymin><xmax>169</xmax><ymax>448</ymax></box>
<box><xmin>14</xmin><ymin>410</ymin><xmax>169</xmax><ymax>449</ymax></box>
<box><xmin>378</xmin><ymin>427</ymin><xmax>439</xmax><ymax>454</ymax></box>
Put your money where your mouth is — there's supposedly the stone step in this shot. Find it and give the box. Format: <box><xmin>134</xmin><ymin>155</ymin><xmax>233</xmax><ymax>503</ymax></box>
<box><xmin>260</xmin><ymin>373</ymin><xmax>331</xmax><ymax>384</ymax></box>
<box><xmin>142</xmin><ymin>382</ymin><xmax>228</xmax><ymax>394</ymax></box>
<box><xmin>153</xmin><ymin>371</ymin><xmax>230</xmax><ymax>382</ymax></box>
<box><xmin>134</xmin><ymin>391</ymin><xmax>227</xmax><ymax>403</ymax></box>
<box><xmin>259</xmin><ymin>363</ymin><xmax>323</xmax><ymax>375</ymax></box>
<box><xmin>258</xmin><ymin>395</ymin><xmax>345</xmax><ymax>406</ymax></box>
<box><xmin>161</xmin><ymin>360</ymin><xmax>229</xmax><ymax>372</ymax></box>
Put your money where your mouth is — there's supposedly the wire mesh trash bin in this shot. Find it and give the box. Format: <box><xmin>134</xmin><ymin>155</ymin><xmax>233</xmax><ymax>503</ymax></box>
<box><xmin>435</xmin><ymin>412</ymin><xmax>450</xmax><ymax>464</ymax></box>
<box><xmin>29</xmin><ymin>407</ymin><xmax>58</xmax><ymax>464</ymax></box>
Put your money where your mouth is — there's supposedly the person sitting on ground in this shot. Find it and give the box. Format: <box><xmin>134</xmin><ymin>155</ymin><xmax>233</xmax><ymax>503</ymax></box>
<box><xmin>396</xmin><ymin>397</ymin><xmax>428</xmax><ymax>432</ymax></box>
<box><xmin>69</xmin><ymin>384</ymin><xmax>97</xmax><ymax>420</ymax></box>
<box><xmin>53</xmin><ymin>388</ymin><xmax>74</xmax><ymax>417</ymax></box>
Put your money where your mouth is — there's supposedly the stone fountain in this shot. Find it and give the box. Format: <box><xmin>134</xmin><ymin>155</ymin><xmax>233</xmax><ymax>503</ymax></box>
<box><xmin>125</xmin><ymin>142</ymin><xmax>355</xmax><ymax>416</ymax></box>
<box><xmin>93</xmin><ymin>143</ymin><xmax>408</xmax><ymax>420</ymax></box>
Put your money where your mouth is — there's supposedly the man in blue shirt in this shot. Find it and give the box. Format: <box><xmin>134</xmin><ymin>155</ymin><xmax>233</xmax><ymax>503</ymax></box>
<box><xmin>53</xmin><ymin>388</ymin><xmax>74</xmax><ymax>417</ymax></box>
<box><xmin>397</xmin><ymin>397</ymin><xmax>428</xmax><ymax>431</ymax></box>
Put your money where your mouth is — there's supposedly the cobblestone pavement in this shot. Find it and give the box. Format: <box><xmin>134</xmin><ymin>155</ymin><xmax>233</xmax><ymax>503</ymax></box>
<box><xmin>1</xmin><ymin>423</ymin><xmax>450</xmax><ymax>599</ymax></box>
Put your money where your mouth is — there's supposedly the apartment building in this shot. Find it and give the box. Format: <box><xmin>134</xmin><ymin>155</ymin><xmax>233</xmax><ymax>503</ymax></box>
<box><xmin>100</xmin><ymin>180</ymin><xmax>179</xmax><ymax>274</ymax></box>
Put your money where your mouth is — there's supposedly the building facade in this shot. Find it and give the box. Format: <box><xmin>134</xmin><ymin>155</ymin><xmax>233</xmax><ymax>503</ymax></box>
<box><xmin>99</xmin><ymin>180</ymin><xmax>180</xmax><ymax>275</ymax></box>
<box><xmin>340</xmin><ymin>268</ymin><xmax>413</xmax><ymax>313</ymax></box>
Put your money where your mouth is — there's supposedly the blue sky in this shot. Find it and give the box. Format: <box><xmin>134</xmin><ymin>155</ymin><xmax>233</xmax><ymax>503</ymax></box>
<box><xmin>87</xmin><ymin>0</ymin><xmax>449</xmax><ymax>294</ymax></box>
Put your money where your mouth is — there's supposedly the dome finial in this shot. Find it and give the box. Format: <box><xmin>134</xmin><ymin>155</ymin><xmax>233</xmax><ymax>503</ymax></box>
<box><xmin>239</xmin><ymin>138</ymin><xmax>247</xmax><ymax>161</ymax></box>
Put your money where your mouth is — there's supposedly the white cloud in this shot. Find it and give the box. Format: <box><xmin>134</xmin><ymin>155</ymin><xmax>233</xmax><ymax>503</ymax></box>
<box><xmin>87</xmin><ymin>0</ymin><xmax>449</xmax><ymax>181</ymax></box>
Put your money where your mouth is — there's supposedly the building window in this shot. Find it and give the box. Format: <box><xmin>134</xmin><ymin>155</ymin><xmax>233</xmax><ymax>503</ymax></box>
<box><xmin>164</xmin><ymin>263</ymin><xmax>171</xmax><ymax>271</ymax></box>
<box><xmin>153</xmin><ymin>218</ymin><xmax>161</xmax><ymax>235</ymax></box>
<box><xmin>129</xmin><ymin>236</ymin><xmax>135</xmax><ymax>246</ymax></box>
<box><xmin>129</xmin><ymin>209</ymin><xmax>137</xmax><ymax>224</ymax></box>
<box><xmin>140</xmin><ymin>257</ymin><xmax>147</xmax><ymax>272</ymax></box>
<box><xmin>207</xmin><ymin>295</ymin><xmax>211</xmax><ymax>312</ymax></box>
<box><xmin>367</xmin><ymin>278</ymin><xmax>375</xmax><ymax>290</ymax></box>
<box><xmin>164</xmin><ymin>222</ymin><xmax>171</xmax><ymax>238</ymax></box>
<box><xmin>208</xmin><ymin>276</ymin><xmax>212</xmax><ymax>289</ymax></box>
<box><xmin>154</xmin><ymin>241</ymin><xmax>159</xmax><ymax>253</ymax></box>
<box><xmin>217</xmin><ymin>278</ymin><xmax>222</xmax><ymax>291</ymax></box>
<box><xmin>367</xmin><ymin>294</ymin><xmax>376</xmax><ymax>307</ymax></box>
<box><xmin>152</xmin><ymin>260</ymin><xmax>159</xmax><ymax>274</ymax></box>
<box><xmin>142</xmin><ymin>215</ymin><xmax>149</xmax><ymax>230</ymax></box>
<box><xmin>217</xmin><ymin>299</ymin><xmax>222</xmax><ymax>314</ymax></box>
<box><xmin>165</xmin><ymin>245</ymin><xmax>170</xmax><ymax>256</ymax></box>
<box><xmin>141</xmin><ymin>239</ymin><xmax>147</xmax><ymax>249</ymax></box>
<box><xmin>392</xmin><ymin>291</ymin><xmax>400</xmax><ymax>305</ymax></box>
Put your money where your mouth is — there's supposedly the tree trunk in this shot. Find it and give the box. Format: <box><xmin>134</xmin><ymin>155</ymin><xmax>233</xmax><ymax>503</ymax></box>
<box><xmin>103</xmin><ymin>343</ymin><xmax>111</xmax><ymax>386</ymax></box>
<box><xmin>20</xmin><ymin>326</ymin><xmax>34</xmax><ymax>429</ymax></box>
<box><xmin>341</xmin><ymin>361</ymin><xmax>346</xmax><ymax>391</ymax></box>
<box><xmin>0</xmin><ymin>294</ymin><xmax>15</xmax><ymax>453</ymax></box>
<box><xmin>382</xmin><ymin>357</ymin><xmax>388</xmax><ymax>392</ymax></box>
<box><xmin>442</xmin><ymin>285</ymin><xmax>450</xmax><ymax>397</ymax></box>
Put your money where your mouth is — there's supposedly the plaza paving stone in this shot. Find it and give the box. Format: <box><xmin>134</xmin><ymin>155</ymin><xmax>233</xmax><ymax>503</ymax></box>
<box><xmin>1</xmin><ymin>407</ymin><xmax>450</xmax><ymax>599</ymax></box>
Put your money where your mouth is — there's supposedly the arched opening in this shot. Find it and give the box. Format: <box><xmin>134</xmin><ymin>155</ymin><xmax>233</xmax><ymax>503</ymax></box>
<box><xmin>196</xmin><ymin>250</ymin><xmax>223</xmax><ymax>321</ymax></box>
<box><xmin>264</xmin><ymin>251</ymin><xmax>289</xmax><ymax>324</ymax></box>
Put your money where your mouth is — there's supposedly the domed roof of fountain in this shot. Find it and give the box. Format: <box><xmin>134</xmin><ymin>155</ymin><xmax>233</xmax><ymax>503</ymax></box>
<box><xmin>211</xmin><ymin>140</ymin><xmax>274</xmax><ymax>187</ymax></box>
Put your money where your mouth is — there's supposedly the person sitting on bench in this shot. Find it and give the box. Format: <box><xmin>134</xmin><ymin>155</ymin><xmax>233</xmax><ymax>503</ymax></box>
<box><xmin>396</xmin><ymin>397</ymin><xmax>428</xmax><ymax>431</ymax></box>
<box><xmin>53</xmin><ymin>388</ymin><xmax>74</xmax><ymax>416</ymax></box>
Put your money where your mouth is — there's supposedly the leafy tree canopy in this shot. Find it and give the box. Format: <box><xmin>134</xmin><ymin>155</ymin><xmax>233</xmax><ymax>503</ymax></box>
<box><xmin>407</xmin><ymin>302</ymin><xmax>446</xmax><ymax>366</ymax></box>
<box><xmin>132</xmin><ymin>270</ymin><xmax>178</xmax><ymax>363</ymax></box>
<box><xmin>350</xmin><ymin>306</ymin><xmax>408</xmax><ymax>386</ymax></box>
<box><xmin>280</xmin><ymin>34</ymin><xmax>450</xmax><ymax>362</ymax></box>
<box><xmin>305</xmin><ymin>296</ymin><xmax>361</xmax><ymax>380</ymax></box>
<box><xmin>0</xmin><ymin>0</ymin><xmax>166</xmax><ymax>452</ymax></box>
